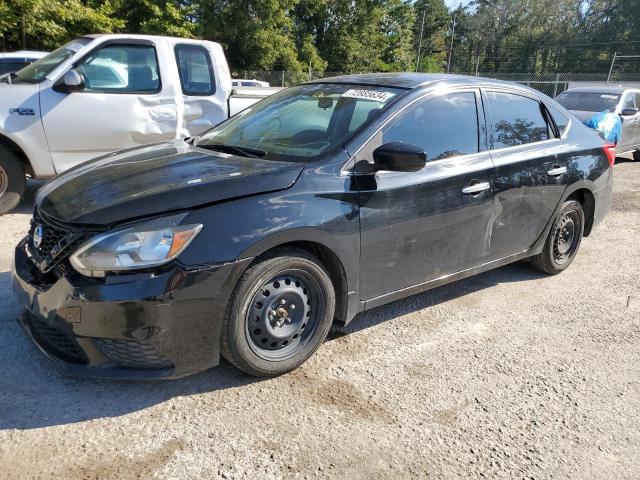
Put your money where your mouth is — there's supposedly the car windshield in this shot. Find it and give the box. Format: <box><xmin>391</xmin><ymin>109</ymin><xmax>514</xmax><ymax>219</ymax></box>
<box><xmin>11</xmin><ymin>38</ymin><xmax>91</xmax><ymax>84</ymax></box>
<box><xmin>556</xmin><ymin>92</ymin><xmax>621</xmax><ymax>112</ymax></box>
<box><xmin>197</xmin><ymin>83</ymin><xmax>404</xmax><ymax>162</ymax></box>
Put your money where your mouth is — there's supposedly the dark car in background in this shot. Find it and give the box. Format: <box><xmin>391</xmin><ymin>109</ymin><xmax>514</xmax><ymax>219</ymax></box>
<box><xmin>0</xmin><ymin>51</ymin><xmax>48</xmax><ymax>75</ymax></box>
<box><xmin>13</xmin><ymin>73</ymin><xmax>614</xmax><ymax>379</ymax></box>
<box><xmin>556</xmin><ymin>86</ymin><xmax>640</xmax><ymax>160</ymax></box>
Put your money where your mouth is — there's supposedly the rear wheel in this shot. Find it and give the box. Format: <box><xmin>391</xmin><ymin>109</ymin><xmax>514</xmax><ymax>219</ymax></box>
<box><xmin>530</xmin><ymin>200</ymin><xmax>584</xmax><ymax>275</ymax></box>
<box><xmin>0</xmin><ymin>147</ymin><xmax>26</xmax><ymax>214</ymax></box>
<box><xmin>633</xmin><ymin>149</ymin><xmax>640</xmax><ymax>161</ymax></box>
<box><xmin>221</xmin><ymin>249</ymin><xmax>335</xmax><ymax>376</ymax></box>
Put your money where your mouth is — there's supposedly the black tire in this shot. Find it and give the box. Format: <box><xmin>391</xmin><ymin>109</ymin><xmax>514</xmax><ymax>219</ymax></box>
<box><xmin>0</xmin><ymin>147</ymin><xmax>26</xmax><ymax>215</ymax></box>
<box><xmin>633</xmin><ymin>149</ymin><xmax>640</xmax><ymax>162</ymax></box>
<box><xmin>221</xmin><ymin>248</ymin><xmax>336</xmax><ymax>377</ymax></box>
<box><xmin>530</xmin><ymin>200</ymin><xmax>585</xmax><ymax>275</ymax></box>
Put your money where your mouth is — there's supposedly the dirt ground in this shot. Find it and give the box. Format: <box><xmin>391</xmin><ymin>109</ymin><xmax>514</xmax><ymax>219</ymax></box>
<box><xmin>0</xmin><ymin>157</ymin><xmax>638</xmax><ymax>480</ymax></box>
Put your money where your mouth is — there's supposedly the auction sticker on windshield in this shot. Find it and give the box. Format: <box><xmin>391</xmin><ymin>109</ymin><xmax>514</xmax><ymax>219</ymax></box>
<box><xmin>342</xmin><ymin>89</ymin><xmax>396</xmax><ymax>102</ymax></box>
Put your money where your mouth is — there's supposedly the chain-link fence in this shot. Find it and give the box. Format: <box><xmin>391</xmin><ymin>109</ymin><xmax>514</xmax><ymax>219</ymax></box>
<box><xmin>235</xmin><ymin>70</ymin><xmax>640</xmax><ymax>98</ymax></box>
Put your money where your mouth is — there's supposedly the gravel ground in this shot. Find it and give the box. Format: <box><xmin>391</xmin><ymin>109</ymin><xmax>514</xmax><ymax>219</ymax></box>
<box><xmin>0</xmin><ymin>158</ymin><xmax>639</xmax><ymax>480</ymax></box>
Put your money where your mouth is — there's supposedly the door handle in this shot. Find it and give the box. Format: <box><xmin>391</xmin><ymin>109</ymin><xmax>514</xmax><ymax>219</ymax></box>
<box><xmin>461</xmin><ymin>181</ymin><xmax>491</xmax><ymax>195</ymax></box>
<box><xmin>547</xmin><ymin>166</ymin><xmax>567</xmax><ymax>176</ymax></box>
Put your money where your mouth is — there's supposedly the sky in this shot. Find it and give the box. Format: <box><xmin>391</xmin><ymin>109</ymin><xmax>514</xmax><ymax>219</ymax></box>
<box><xmin>444</xmin><ymin>0</ymin><xmax>472</xmax><ymax>8</ymax></box>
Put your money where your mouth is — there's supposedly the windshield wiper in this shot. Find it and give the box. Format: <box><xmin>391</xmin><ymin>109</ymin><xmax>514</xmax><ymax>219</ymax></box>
<box><xmin>197</xmin><ymin>143</ymin><xmax>266</xmax><ymax>159</ymax></box>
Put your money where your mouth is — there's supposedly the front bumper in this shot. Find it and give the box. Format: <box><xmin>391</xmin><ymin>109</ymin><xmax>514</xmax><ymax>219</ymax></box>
<box><xmin>13</xmin><ymin>238</ymin><xmax>250</xmax><ymax>379</ymax></box>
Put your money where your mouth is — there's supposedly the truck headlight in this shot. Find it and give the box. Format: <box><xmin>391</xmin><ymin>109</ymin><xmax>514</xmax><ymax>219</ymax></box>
<box><xmin>70</xmin><ymin>215</ymin><xmax>202</xmax><ymax>277</ymax></box>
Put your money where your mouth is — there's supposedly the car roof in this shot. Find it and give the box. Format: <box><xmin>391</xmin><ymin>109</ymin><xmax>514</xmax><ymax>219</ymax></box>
<box><xmin>0</xmin><ymin>51</ymin><xmax>48</xmax><ymax>59</ymax></box>
<box><xmin>307</xmin><ymin>72</ymin><xmax>532</xmax><ymax>91</ymax></box>
<box><xmin>561</xmin><ymin>86</ymin><xmax>639</xmax><ymax>94</ymax></box>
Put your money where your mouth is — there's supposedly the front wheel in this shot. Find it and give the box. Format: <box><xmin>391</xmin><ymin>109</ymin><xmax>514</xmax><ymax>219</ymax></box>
<box><xmin>0</xmin><ymin>147</ymin><xmax>26</xmax><ymax>215</ymax></box>
<box><xmin>530</xmin><ymin>200</ymin><xmax>585</xmax><ymax>275</ymax></box>
<box><xmin>221</xmin><ymin>249</ymin><xmax>336</xmax><ymax>377</ymax></box>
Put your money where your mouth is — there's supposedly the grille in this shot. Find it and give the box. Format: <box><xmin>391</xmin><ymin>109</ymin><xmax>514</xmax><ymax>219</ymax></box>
<box><xmin>29</xmin><ymin>315</ymin><xmax>87</xmax><ymax>364</ymax></box>
<box><xmin>93</xmin><ymin>339</ymin><xmax>174</xmax><ymax>370</ymax></box>
<box><xmin>28</xmin><ymin>210</ymin><xmax>87</xmax><ymax>273</ymax></box>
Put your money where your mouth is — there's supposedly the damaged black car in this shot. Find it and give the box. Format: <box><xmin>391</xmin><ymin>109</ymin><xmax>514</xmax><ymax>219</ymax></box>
<box><xmin>13</xmin><ymin>74</ymin><xmax>614</xmax><ymax>379</ymax></box>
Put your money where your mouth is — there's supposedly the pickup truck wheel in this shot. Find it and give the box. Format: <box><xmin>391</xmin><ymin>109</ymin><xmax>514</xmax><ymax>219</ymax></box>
<box><xmin>221</xmin><ymin>249</ymin><xmax>335</xmax><ymax>377</ymax></box>
<box><xmin>530</xmin><ymin>200</ymin><xmax>584</xmax><ymax>275</ymax></box>
<box><xmin>0</xmin><ymin>148</ymin><xmax>26</xmax><ymax>215</ymax></box>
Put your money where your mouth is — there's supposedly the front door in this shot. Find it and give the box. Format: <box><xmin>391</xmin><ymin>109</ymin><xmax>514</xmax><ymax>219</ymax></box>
<box><xmin>483</xmin><ymin>90</ymin><xmax>570</xmax><ymax>260</ymax></box>
<box><xmin>40</xmin><ymin>40</ymin><xmax>179</xmax><ymax>173</ymax></box>
<box><xmin>356</xmin><ymin>90</ymin><xmax>495</xmax><ymax>301</ymax></box>
<box><xmin>618</xmin><ymin>91</ymin><xmax>640</xmax><ymax>152</ymax></box>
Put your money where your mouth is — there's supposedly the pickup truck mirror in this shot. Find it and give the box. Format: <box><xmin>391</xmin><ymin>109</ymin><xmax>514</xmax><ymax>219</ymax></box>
<box><xmin>53</xmin><ymin>69</ymin><xmax>85</xmax><ymax>93</ymax></box>
<box><xmin>372</xmin><ymin>142</ymin><xmax>427</xmax><ymax>172</ymax></box>
<box><xmin>621</xmin><ymin>108</ymin><xmax>639</xmax><ymax>117</ymax></box>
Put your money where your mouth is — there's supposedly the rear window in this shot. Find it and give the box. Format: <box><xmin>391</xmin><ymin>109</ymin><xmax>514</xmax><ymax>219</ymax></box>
<box><xmin>556</xmin><ymin>92</ymin><xmax>620</xmax><ymax>112</ymax></box>
<box><xmin>175</xmin><ymin>44</ymin><xmax>215</xmax><ymax>96</ymax></box>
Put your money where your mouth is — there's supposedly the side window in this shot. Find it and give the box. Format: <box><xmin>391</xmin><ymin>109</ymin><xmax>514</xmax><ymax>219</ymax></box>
<box><xmin>77</xmin><ymin>44</ymin><xmax>160</xmax><ymax>93</ymax></box>
<box><xmin>487</xmin><ymin>92</ymin><xmax>549</xmax><ymax>148</ymax></box>
<box><xmin>382</xmin><ymin>92</ymin><xmax>479</xmax><ymax>161</ymax></box>
<box><xmin>175</xmin><ymin>44</ymin><xmax>215</xmax><ymax>96</ymax></box>
<box><xmin>547</xmin><ymin>103</ymin><xmax>570</xmax><ymax>137</ymax></box>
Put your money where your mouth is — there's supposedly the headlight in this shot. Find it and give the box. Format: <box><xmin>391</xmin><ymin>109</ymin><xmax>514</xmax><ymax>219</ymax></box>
<box><xmin>70</xmin><ymin>214</ymin><xmax>202</xmax><ymax>277</ymax></box>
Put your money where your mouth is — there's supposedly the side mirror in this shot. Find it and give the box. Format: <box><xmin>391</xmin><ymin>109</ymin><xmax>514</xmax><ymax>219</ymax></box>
<box><xmin>53</xmin><ymin>69</ymin><xmax>85</xmax><ymax>93</ymax></box>
<box><xmin>372</xmin><ymin>142</ymin><xmax>427</xmax><ymax>172</ymax></box>
<box><xmin>621</xmin><ymin>108</ymin><xmax>638</xmax><ymax>117</ymax></box>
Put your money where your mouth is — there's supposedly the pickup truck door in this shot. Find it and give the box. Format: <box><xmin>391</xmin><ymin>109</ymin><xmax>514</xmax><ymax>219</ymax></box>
<box><xmin>39</xmin><ymin>39</ymin><xmax>180</xmax><ymax>173</ymax></box>
<box><xmin>172</xmin><ymin>42</ymin><xmax>230</xmax><ymax>137</ymax></box>
<box><xmin>356</xmin><ymin>90</ymin><xmax>495</xmax><ymax>301</ymax></box>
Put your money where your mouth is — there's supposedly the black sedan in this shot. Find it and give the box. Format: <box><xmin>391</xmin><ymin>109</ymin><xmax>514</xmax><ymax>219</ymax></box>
<box><xmin>13</xmin><ymin>73</ymin><xmax>614</xmax><ymax>379</ymax></box>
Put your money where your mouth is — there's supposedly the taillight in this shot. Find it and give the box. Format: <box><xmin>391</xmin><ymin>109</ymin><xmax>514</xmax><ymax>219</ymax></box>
<box><xmin>603</xmin><ymin>143</ymin><xmax>616</xmax><ymax>166</ymax></box>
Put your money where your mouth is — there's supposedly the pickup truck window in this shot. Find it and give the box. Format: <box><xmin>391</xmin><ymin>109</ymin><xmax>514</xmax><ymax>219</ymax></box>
<box><xmin>175</xmin><ymin>44</ymin><xmax>215</xmax><ymax>96</ymax></box>
<box><xmin>198</xmin><ymin>83</ymin><xmax>403</xmax><ymax>162</ymax></box>
<box><xmin>77</xmin><ymin>44</ymin><xmax>160</xmax><ymax>93</ymax></box>
<box><xmin>10</xmin><ymin>38</ymin><xmax>91</xmax><ymax>84</ymax></box>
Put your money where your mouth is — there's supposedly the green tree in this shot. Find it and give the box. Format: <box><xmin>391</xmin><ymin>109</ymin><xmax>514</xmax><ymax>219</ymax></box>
<box><xmin>113</xmin><ymin>0</ymin><xmax>197</xmax><ymax>38</ymax></box>
<box><xmin>0</xmin><ymin>0</ymin><xmax>124</xmax><ymax>50</ymax></box>
<box><xmin>199</xmin><ymin>0</ymin><xmax>307</xmax><ymax>72</ymax></box>
<box><xmin>413</xmin><ymin>0</ymin><xmax>450</xmax><ymax>72</ymax></box>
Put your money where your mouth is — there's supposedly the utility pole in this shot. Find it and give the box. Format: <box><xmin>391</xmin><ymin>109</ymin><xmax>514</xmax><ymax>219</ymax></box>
<box><xmin>447</xmin><ymin>11</ymin><xmax>457</xmax><ymax>73</ymax></box>
<box><xmin>416</xmin><ymin>9</ymin><xmax>426</xmax><ymax>71</ymax></box>
<box><xmin>607</xmin><ymin>52</ymin><xmax>617</xmax><ymax>82</ymax></box>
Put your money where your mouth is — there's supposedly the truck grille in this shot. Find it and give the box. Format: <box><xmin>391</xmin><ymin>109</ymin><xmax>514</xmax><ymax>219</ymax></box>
<box><xmin>93</xmin><ymin>339</ymin><xmax>174</xmax><ymax>370</ymax></box>
<box><xmin>29</xmin><ymin>315</ymin><xmax>87</xmax><ymax>364</ymax></box>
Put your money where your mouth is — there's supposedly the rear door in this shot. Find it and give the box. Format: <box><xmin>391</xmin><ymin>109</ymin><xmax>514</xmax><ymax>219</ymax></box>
<box><xmin>173</xmin><ymin>42</ymin><xmax>229</xmax><ymax>136</ymax></box>
<box><xmin>484</xmin><ymin>89</ymin><xmax>570</xmax><ymax>260</ymax></box>
<box><xmin>356</xmin><ymin>89</ymin><xmax>495</xmax><ymax>301</ymax></box>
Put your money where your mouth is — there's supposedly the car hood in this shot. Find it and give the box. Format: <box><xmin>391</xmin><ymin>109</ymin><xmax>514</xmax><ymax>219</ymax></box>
<box><xmin>36</xmin><ymin>140</ymin><xmax>304</xmax><ymax>225</ymax></box>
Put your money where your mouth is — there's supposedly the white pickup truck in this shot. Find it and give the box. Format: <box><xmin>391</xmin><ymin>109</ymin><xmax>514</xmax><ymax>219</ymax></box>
<box><xmin>0</xmin><ymin>34</ymin><xmax>280</xmax><ymax>213</ymax></box>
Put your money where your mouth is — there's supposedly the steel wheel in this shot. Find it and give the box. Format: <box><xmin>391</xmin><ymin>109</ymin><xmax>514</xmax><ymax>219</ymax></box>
<box><xmin>245</xmin><ymin>271</ymin><xmax>320</xmax><ymax>361</ymax></box>
<box><xmin>530</xmin><ymin>199</ymin><xmax>584</xmax><ymax>275</ymax></box>
<box><xmin>0</xmin><ymin>165</ymin><xmax>8</xmax><ymax>198</ymax></box>
<box><xmin>553</xmin><ymin>210</ymin><xmax>580</xmax><ymax>265</ymax></box>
